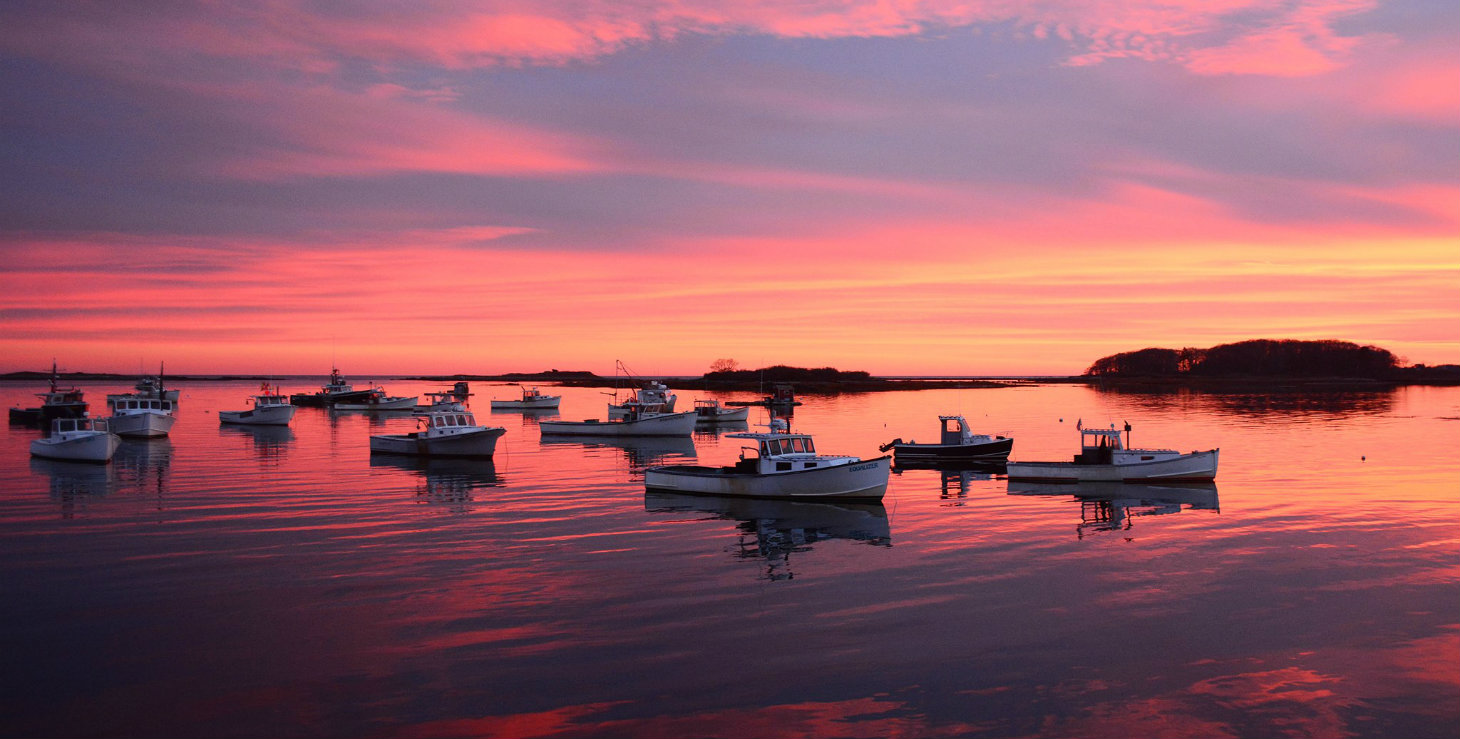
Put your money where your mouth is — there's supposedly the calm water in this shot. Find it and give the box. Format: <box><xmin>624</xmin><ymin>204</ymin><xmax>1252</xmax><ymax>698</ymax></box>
<box><xmin>2</xmin><ymin>379</ymin><xmax>1457</xmax><ymax>738</ymax></box>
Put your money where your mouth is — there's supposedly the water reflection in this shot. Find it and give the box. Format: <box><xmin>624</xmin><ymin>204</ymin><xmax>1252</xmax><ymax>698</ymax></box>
<box><xmin>645</xmin><ymin>492</ymin><xmax>891</xmax><ymax>581</ymax></box>
<box><xmin>892</xmin><ymin>462</ymin><xmax>1003</xmax><ymax>504</ymax></box>
<box><xmin>540</xmin><ymin>435</ymin><xmax>697</xmax><ymax>474</ymax></box>
<box><xmin>1095</xmin><ymin>385</ymin><xmax>1397</xmax><ymax>421</ymax></box>
<box><xmin>1008</xmin><ymin>481</ymin><xmax>1220</xmax><ymax>538</ymax></box>
<box><xmin>693</xmin><ymin>420</ymin><xmax>749</xmax><ymax>439</ymax></box>
<box><xmin>29</xmin><ymin>457</ymin><xmax>117</xmax><ymax>518</ymax></box>
<box><xmin>113</xmin><ymin>438</ymin><xmax>172</xmax><ymax>504</ymax></box>
<box><xmin>368</xmin><ymin>456</ymin><xmax>504</xmax><ymax>510</ymax></box>
<box><xmin>220</xmin><ymin>424</ymin><xmax>295</xmax><ymax>462</ymax></box>
<box><xmin>330</xmin><ymin>408</ymin><xmax>415</xmax><ymax>426</ymax></box>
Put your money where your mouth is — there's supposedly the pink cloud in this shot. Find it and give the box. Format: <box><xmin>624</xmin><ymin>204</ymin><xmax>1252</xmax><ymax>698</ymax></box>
<box><xmin>204</xmin><ymin>84</ymin><xmax>604</xmax><ymax>180</ymax></box>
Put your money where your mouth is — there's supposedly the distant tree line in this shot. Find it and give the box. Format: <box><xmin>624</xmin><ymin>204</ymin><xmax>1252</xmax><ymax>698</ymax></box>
<box><xmin>1085</xmin><ymin>339</ymin><xmax>1402</xmax><ymax>379</ymax></box>
<box><xmin>703</xmin><ymin>363</ymin><xmax>873</xmax><ymax>384</ymax></box>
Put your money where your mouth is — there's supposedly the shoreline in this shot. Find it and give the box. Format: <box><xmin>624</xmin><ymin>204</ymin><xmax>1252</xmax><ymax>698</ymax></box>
<box><xmin>4</xmin><ymin>371</ymin><xmax>1454</xmax><ymax>390</ymax></box>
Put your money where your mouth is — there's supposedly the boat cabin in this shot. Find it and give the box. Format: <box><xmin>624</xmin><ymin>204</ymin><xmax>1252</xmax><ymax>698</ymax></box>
<box><xmin>939</xmin><ymin>415</ymin><xmax>981</xmax><ymax>445</ymax></box>
<box><xmin>255</xmin><ymin>393</ymin><xmax>290</xmax><ymax>407</ymax></box>
<box><xmin>52</xmin><ymin>417</ymin><xmax>109</xmax><ymax>435</ymax></box>
<box><xmin>1074</xmin><ymin>426</ymin><xmax>1125</xmax><ymax>464</ymax></box>
<box><xmin>424</xmin><ymin>411</ymin><xmax>481</xmax><ymax>435</ymax></box>
<box><xmin>107</xmin><ymin>397</ymin><xmax>177</xmax><ymax>414</ymax></box>
<box><xmin>727</xmin><ymin>432</ymin><xmax>847</xmax><ymax>473</ymax></box>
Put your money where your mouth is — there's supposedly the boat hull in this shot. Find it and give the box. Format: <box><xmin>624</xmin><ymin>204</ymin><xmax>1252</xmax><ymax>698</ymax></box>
<box><xmin>695</xmin><ymin>407</ymin><xmax>751</xmax><ymax>423</ymax></box>
<box><xmin>490</xmin><ymin>397</ymin><xmax>561</xmax><ymax>410</ymax></box>
<box><xmin>30</xmin><ymin>432</ymin><xmax>121</xmax><ymax>463</ymax></box>
<box><xmin>107</xmin><ymin>413</ymin><xmax>176</xmax><ymax>438</ymax></box>
<box><xmin>219</xmin><ymin>405</ymin><xmax>297</xmax><ymax>426</ymax></box>
<box><xmin>1006</xmin><ymin>449</ymin><xmax>1219</xmax><ymax>483</ymax></box>
<box><xmin>333</xmin><ymin>396</ymin><xmax>418</xmax><ymax>411</ymax></box>
<box><xmin>540</xmin><ymin>411</ymin><xmax>697</xmax><ymax>437</ymax></box>
<box><xmin>644</xmin><ymin>455</ymin><xmax>890</xmax><ymax>501</ymax></box>
<box><xmin>892</xmin><ymin>436</ymin><xmax>1013</xmax><ymax>464</ymax></box>
<box><xmin>369</xmin><ymin>427</ymin><xmax>506</xmax><ymax>457</ymax></box>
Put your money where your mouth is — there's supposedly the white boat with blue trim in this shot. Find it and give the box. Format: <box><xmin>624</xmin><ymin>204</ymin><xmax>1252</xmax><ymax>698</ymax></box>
<box><xmin>644</xmin><ymin>428</ymin><xmax>889</xmax><ymax>501</ymax></box>
<box><xmin>1005</xmin><ymin>422</ymin><xmax>1218</xmax><ymax>483</ymax></box>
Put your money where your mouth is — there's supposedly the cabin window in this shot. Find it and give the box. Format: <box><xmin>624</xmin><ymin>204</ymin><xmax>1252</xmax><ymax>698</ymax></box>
<box><xmin>804</xmin><ymin>439</ymin><xmax>816</xmax><ymax>454</ymax></box>
<box><xmin>790</xmin><ymin>438</ymin><xmax>806</xmax><ymax>453</ymax></box>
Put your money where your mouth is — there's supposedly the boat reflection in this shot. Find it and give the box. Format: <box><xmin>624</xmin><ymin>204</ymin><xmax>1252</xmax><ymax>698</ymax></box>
<box><xmin>330</xmin><ymin>407</ymin><xmax>415</xmax><ymax>426</ymax></box>
<box><xmin>368</xmin><ymin>455</ymin><xmax>504</xmax><ymax>509</ymax></box>
<box><xmin>892</xmin><ymin>462</ymin><xmax>1003</xmax><ymax>504</ymax></box>
<box><xmin>220</xmin><ymin>424</ymin><xmax>295</xmax><ymax>462</ymax></box>
<box><xmin>1007</xmin><ymin>481</ymin><xmax>1220</xmax><ymax>539</ymax></box>
<box><xmin>540</xmin><ymin>435</ymin><xmax>697</xmax><ymax>474</ymax></box>
<box><xmin>645</xmin><ymin>492</ymin><xmax>891</xmax><ymax>581</ymax></box>
<box><xmin>113</xmin><ymin>437</ymin><xmax>173</xmax><ymax>504</ymax></box>
<box><xmin>30</xmin><ymin>457</ymin><xmax>117</xmax><ymax>518</ymax></box>
<box><xmin>693</xmin><ymin>420</ymin><xmax>749</xmax><ymax>439</ymax></box>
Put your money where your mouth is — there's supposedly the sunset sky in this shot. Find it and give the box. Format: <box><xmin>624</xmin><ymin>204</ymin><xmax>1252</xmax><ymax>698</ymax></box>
<box><xmin>2</xmin><ymin>1</ymin><xmax>1457</xmax><ymax>376</ymax></box>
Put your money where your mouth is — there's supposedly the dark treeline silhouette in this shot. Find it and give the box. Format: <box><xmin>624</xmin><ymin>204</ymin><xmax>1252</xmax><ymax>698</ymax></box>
<box><xmin>1086</xmin><ymin>339</ymin><xmax>1402</xmax><ymax>379</ymax></box>
<box><xmin>703</xmin><ymin>365</ymin><xmax>873</xmax><ymax>384</ymax></box>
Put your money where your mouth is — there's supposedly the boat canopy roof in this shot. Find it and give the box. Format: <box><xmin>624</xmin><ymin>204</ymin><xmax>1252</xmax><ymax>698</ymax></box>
<box><xmin>1080</xmin><ymin>426</ymin><xmax>1125</xmax><ymax>449</ymax></box>
<box><xmin>726</xmin><ymin>431</ymin><xmax>810</xmax><ymax>441</ymax></box>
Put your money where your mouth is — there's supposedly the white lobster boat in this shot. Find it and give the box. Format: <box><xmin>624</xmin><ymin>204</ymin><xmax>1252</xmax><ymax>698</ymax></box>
<box><xmin>608</xmin><ymin>380</ymin><xmax>677</xmax><ymax>419</ymax></box>
<box><xmin>30</xmin><ymin>417</ymin><xmax>121</xmax><ymax>463</ymax></box>
<box><xmin>220</xmin><ymin>384</ymin><xmax>297</xmax><ymax>426</ymax></box>
<box><xmin>333</xmin><ymin>389</ymin><xmax>418</xmax><ymax>411</ymax></box>
<box><xmin>540</xmin><ymin>406</ymin><xmax>696</xmax><ymax>437</ymax></box>
<box><xmin>369</xmin><ymin>409</ymin><xmax>506</xmax><ymax>457</ymax></box>
<box><xmin>490</xmin><ymin>386</ymin><xmax>561</xmax><ymax>410</ymax></box>
<box><xmin>644</xmin><ymin>429</ymin><xmax>889</xmax><ymax>501</ymax></box>
<box><xmin>1005</xmin><ymin>423</ymin><xmax>1219</xmax><ymax>483</ymax></box>
<box><xmin>105</xmin><ymin>394</ymin><xmax>178</xmax><ymax>438</ymax></box>
<box><xmin>693</xmin><ymin>399</ymin><xmax>750</xmax><ymax>423</ymax></box>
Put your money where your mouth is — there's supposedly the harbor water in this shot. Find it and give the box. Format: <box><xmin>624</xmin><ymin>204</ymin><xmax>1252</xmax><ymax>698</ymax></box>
<box><xmin>2</xmin><ymin>379</ymin><xmax>1457</xmax><ymax>737</ymax></box>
